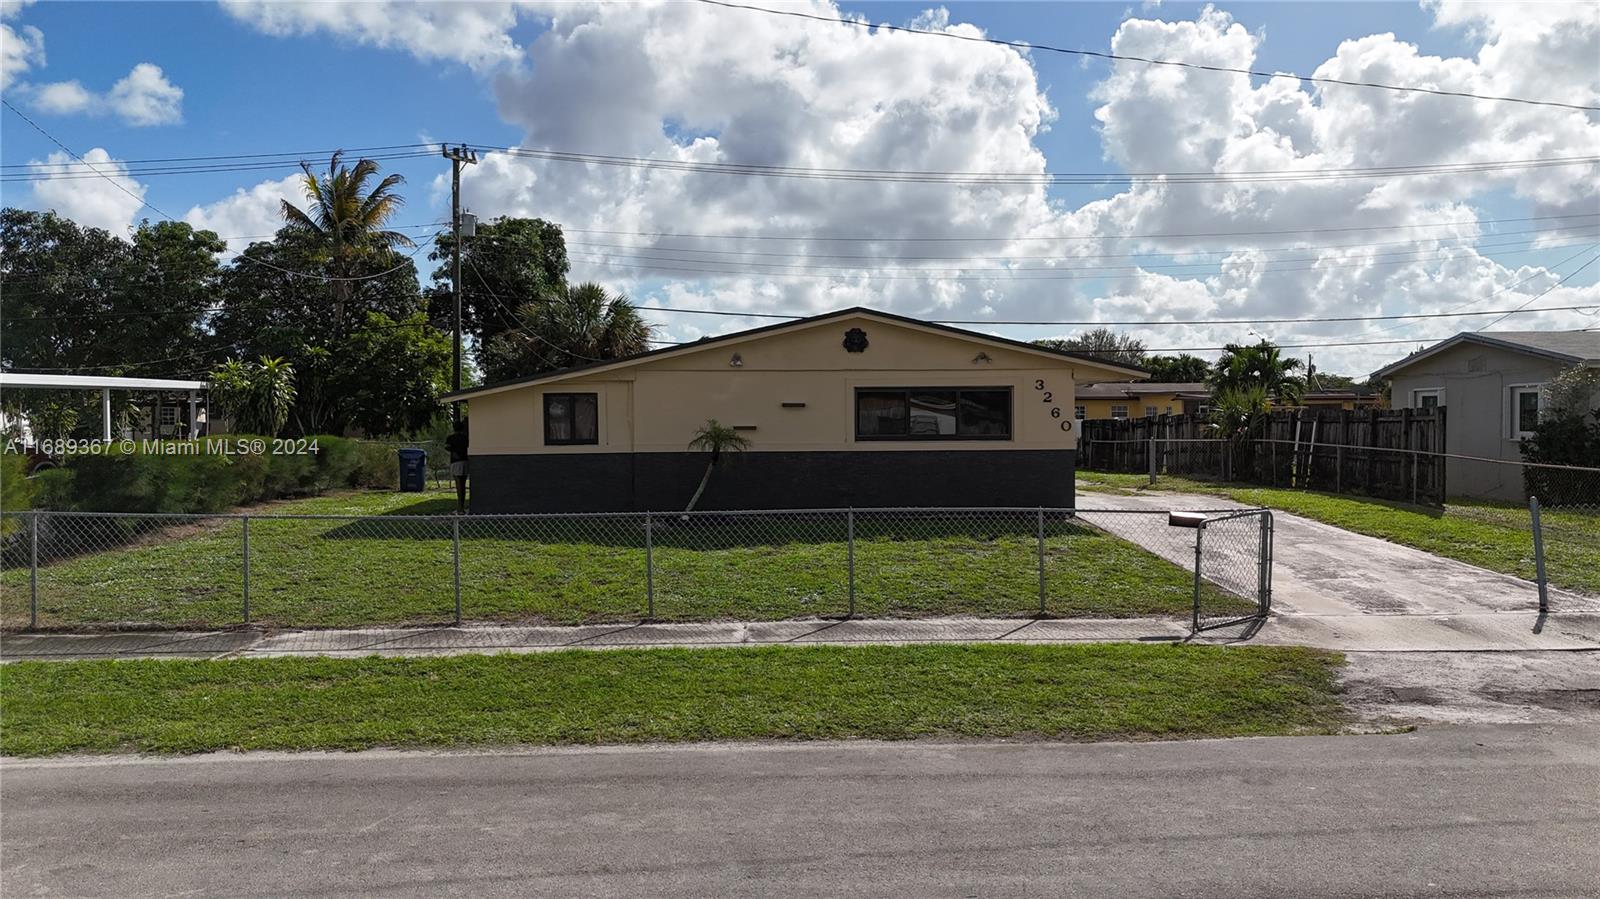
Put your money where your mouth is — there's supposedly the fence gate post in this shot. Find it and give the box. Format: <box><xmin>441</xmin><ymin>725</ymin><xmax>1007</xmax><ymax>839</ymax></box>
<box><xmin>29</xmin><ymin>511</ymin><xmax>39</xmax><ymax>630</ymax></box>
<box><xmin>1257</xmin><ymin>511</ymin><xmax>1272</xmax><ymax>616</ymax></box>
<box><xmin>1529</xmin><ymin>496</ymin><xmax>1548</xmax><ymax>614</ymax></box>
<box><xmin>1148</xmin><ymin>438</ymin><xmax>1157</xmax><ymax>485</ymax></box>
<box><xmin>847</xmin><ymin>507</ymin><xmax>856</xmax><ymax>619</ymax></box>
<box><xmin>1191</xmin><ymin>521</ymin><xmax>1205</xmax><ymax>632</ymax></box>
<box><xmin>452</xmin><ymin>515</ymin><xmax>462</xmax><ymax>626</ymax></box>
<box><xmin>1036</xmin><ymin>507</ymin><xmax>1047</xmax><ymax>616</ymax></box>
<box><xmin>241</xmin><ymin>514</ymin><xmax>251</xmax><ymax>624</ymax></box>
<box><xmin>644</xmin><ymin>511</ymin><xmax>654</xmax><ymax>620</ymax></box>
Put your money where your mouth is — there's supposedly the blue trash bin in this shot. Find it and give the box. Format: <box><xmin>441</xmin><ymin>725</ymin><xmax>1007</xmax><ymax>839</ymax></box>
<box><xmin>397</xmin><ymin>447</ymin><xmax>428</xmax><ymax>492</ymax></box>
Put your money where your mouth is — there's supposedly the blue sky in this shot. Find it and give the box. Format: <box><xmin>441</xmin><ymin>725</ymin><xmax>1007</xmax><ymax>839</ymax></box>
<box><xmin>3</xmin><ymin>1</ymin><xmax>1596</xmax><ymax>373</ymax></box>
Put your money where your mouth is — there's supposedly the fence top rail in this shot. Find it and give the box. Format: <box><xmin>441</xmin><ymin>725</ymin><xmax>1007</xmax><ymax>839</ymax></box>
<box><xmin>1125</xmin><ymin>436</ymin><xmax>1600</xmax><ymax>472</ymax></box>
<box><xmin>1</xmin><ymin>504</ymin><xmax>1264</xmax><ymax>521</ymax></box>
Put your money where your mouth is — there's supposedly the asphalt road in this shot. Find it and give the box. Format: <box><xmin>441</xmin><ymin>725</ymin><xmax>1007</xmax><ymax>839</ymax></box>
<box><xmin>4</xmin><ymin>725</ymin><xmax>1598</xmax><ymax>898</ymax></box>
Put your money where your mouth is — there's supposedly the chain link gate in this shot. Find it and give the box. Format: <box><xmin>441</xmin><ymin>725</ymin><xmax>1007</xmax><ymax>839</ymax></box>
<box><xmin>1191</xmin><ymin>509</ymin><xmax>1273</xmax><ymax>632</ymax></box>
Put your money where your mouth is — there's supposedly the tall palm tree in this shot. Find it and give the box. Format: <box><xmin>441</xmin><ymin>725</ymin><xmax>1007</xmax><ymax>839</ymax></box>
<box><xmin>1209</xmin><ymin>340</ymin><xmax>1307</xmax><ymax>406</ymax></box>
<box><xmin>484</xmin><ymin>282</ymin><xmax>654</xmax><ymax>380</ymax></box>
<box><xmin>683</xmin><ymin>419</ymin><xmax>751</xmax><ymax>513</ymax></box>
<box><xmin>280</xmin><ymin>151</ymin><xmax>413</xmax><ymax>328</ymax></box>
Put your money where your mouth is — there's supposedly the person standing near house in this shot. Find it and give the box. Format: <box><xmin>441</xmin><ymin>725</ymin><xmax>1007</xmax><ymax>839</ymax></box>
<box><xmin>446</xmin><ymin>418</ymin><xmax>469</xmax><ymax>513</ymax></box>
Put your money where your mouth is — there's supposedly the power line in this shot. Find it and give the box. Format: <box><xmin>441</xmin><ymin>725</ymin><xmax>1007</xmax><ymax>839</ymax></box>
<box><xmin>1475</xmin><ymin>251</ymin><xmax>1600</xmax><ymax>330</ymax></box>
<box><xmin>695</xmin><ymin>0</ymin><xmax>1600</xmax><ymax>112</ymax></box>
<box><xmin>555</xmin><ymin>212</ymin><xmax>1600</xmax><ymax>244</ymax></box>
<box><xmin>476</xmin><ymin>145</ymin><xmax>1599</xmax><ymax>187</ymax></box>
<box><xmin>562</xmin><ymin>233</ymin><xmax>1598</xmax><ymax>279</ymax></box>
<box><xmin>632</xmin><ymin>302</ymin><xmax>1600</xmax><ymax>328</ymax></box>
<box><xmin>0</xmin><ymin>99</ymin><xmax>436</xmax><ymax>285</ymax></box>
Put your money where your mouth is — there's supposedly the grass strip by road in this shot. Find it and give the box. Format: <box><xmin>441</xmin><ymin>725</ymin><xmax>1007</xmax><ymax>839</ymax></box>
<box><xmin>1077</xmin><ymin>471</ymin><xmax>1600</xmax><ymax>594</ymax></box>
<box><xmin>0</xmin><ymin>643</ymin><xmax>1345</xmax><ymax>756</ymax></box>
<box><xmin>3</xmin><ymin>489</ymin><xmax>1245</xmax><ymax>630</ymax></box>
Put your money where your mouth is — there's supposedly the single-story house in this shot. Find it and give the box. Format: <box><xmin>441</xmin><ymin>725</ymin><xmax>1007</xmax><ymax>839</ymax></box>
<box><xmin>1074</xmin><ymin>382</ymin><xmax>1210</xmax><ymax>421</ymax></box>
<box><xmin>1372</xmin><ymin>330</ymin><xmax>1600</xmax><ymax>501</ymax></box>
<box><xmin>444</xmin><ymin>307</ymin><xmax>1146</xmax><ymax>513</ymax></box>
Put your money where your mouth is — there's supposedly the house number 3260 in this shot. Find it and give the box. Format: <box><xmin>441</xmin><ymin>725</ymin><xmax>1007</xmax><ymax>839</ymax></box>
<box><xmin>1034</xmin><ymin>380</ymin><xmax>1072</xmax><ymax>432</ymax></box>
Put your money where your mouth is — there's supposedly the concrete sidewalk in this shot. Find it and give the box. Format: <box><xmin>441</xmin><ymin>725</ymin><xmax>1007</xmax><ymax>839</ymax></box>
<box><xmin>4</xmin><ymin>610</ymin><xmax>1598</xmax><ymax>660</ymax></box>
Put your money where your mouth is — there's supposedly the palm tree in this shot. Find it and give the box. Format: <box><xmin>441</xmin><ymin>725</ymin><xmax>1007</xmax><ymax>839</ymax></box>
<box><xmin>280</xmin><ymin>151</ymin><xmax>413</xmax><ymax>328</ymax></box>
<box><xmin>483</xmin><ymin>282</ymin><xmax>654</xmax><ymax>380</ymax></box>
<box><xmin>683</xmin><ymin>419</ymin><xmax>751</xmax><ymax>513</ymax></box>
<box><xmin>1210</xmin><ymin>340</ymin><xmax>1307</xmax><ymax>406</ymax></box>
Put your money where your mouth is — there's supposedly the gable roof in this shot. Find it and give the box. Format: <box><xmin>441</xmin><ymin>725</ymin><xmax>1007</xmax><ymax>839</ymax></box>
<box><xmin>444</xmin><ymin>306</ymin><xmax>1149</xmax><ymax>401</ymax></box>
<box><xmin>1371</xmin><ymin>330</ymin><xmax>1600</xmax><ymax>379</ymax></box>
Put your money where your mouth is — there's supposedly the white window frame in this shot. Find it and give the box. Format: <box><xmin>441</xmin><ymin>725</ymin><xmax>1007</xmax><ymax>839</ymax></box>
<box><xmin>1074</xmin><ymin>405</ymin><xmax>1085</xmax><ymax>419</ymax></box>
<box><xmin>1109</xmin><ymin>404</ymin><xmax>1129</xmax><ymax>419</ymax></box>
<box><xmin>1411</xmin><ymin>387</ymin><xmax>1443</xmax><ymax>410</ymax></box>
<box><xmin>1507</xmin><ymin>384</ymin><xmax>1543</xmax><ymax>439</ymax></box>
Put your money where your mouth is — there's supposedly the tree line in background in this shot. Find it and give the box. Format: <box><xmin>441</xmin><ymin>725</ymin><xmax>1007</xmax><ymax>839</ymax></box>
<box><xmin>1</xmin><ymin>153</ymin><xmax>653</xmax><ymax>441</ymax></box>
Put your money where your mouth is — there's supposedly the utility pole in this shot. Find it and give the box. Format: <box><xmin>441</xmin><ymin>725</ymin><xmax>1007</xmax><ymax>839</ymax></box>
<box><xmin>443</xmin><ymin>144</ymin><xmax>478</xmax><ymax>423</ymax></box>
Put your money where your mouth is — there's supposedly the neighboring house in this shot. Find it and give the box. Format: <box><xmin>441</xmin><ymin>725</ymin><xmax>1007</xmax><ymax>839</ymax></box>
<box><xmin>1075</xmin><ymin>382</ymin><xmax>1210</xmax><ymax>421</ymax></box>
<box><xmin>1286</xmin><ymin>389</ymin><xmax>1385</xmax><ymax>412</ymax></box>
<box><xmin>444</xmin><ymin>307</ymin><xmax>1145</xmax><ymax>512</ymax></box>
<box><xmin>1372</xmin><ymin>330</ymin><xmax>1600</xmax><ymax>501</ymax></box>
<box><xmin>0</xmin><ymin>373</ymin><xmax>213</xmax><ymax>445</ymax></box>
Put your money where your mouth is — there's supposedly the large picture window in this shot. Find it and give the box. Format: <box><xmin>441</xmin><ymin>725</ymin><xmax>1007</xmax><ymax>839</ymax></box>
<box><xmin>544</xmin><ymin>393</ymin><xmax>599</xmax><ymax>445</ymax></box>
<box><xmin>855</xmin><ymin>387</ymin><xmax>1011</xmax><ymax>440</ymax></box>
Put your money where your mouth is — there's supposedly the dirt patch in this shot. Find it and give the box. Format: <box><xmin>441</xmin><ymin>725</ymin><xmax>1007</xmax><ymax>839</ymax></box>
<box><xmin>1343</xmin><ymin>651</ymin><xmax>1600</xmax><ymax>725</ymax></box>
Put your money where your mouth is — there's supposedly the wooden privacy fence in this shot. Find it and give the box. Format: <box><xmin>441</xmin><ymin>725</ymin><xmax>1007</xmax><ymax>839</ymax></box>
<box><xmin>1080</xmin><ymin>408</ymin><xmax>1448</xmax><ymax>506</ymax></box>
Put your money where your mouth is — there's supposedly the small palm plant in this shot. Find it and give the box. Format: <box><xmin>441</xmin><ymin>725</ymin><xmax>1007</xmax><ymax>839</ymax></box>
<box><xmin>684</xmin><ymin>419</ymin><xmax>751</xmax><ymax>513</ymax></box>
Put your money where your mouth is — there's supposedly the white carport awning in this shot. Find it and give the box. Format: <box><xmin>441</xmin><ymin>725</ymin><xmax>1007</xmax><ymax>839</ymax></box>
<box><xmin>0</xmin><ymin>373</ymin><xmax>208</xmax><ymax>391</ymax></box>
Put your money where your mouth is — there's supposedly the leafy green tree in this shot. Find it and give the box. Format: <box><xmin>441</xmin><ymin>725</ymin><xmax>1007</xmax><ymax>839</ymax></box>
<box><xmin>279</xmin><ymin>151</ymin><xmax>414</xmax><ymax>330</ymax></box>
<box><xmin>1520</xmin><ymin>366</ymin><xmax>1600</xmax><ymax>504</ymax></box>
<box><xmin>1033</xmin><ymin>327</ymin><xmax>1148</xmax><ymax>368</ymax></box>
<box><xmin>427</xmin><ymin>216</ymin><xmax>569</xmax><ymax>362</ymax></box>
<box><xmin>337</xmin><ymin>312</ymin><xmax>452</xmax><ymax>436</ymax></box>
<box><xmin>209</xmin><ymin>357</ymin><xmax>298</xmax><ymax>436</ymax></box>
<box><xmin>684</xmin><ymin>419</ymin><xmax>752</xmax><ymax>513</ymax></box>
<box><xmin>1210</xmin><ymin>340</ymin><xmax>1307</xmax><ymax>406</ymax></box>
<box><xmin>1143</xmin><ymin>353</ymin><xmax>1211</xmax><ymax>383</ymax></box>
<box><xmin>1</xmin><ymin>209</ymin><xmax>225</xmax><ymax>437</ymax></box>
<box><xmin>481</xmin><ymin>282</ymin><xmax>653</xmax><ymax>382</ymax></box>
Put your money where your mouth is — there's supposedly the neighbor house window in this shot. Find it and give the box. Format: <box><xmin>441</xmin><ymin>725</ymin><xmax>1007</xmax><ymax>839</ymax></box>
<box><xmin>544</xmin><ymin>393</ymin><xmax>599</xmax><ymax>445</ymax></box>
<box><xmin>1074</xmin><ymin>405</ymin><xmax>1086</xmax><ymax>419</ymax></box>
<box><xmin>855</xmin><ymin>388</ymin><xmax>1010</xmax><ymax>440</ymax></box>
<box><xmin>1509</xmin><ymin>385</ymin><xmax>1542</xmax><ymax>439</ymax></box>
<box><xmin>1144</xmin><ymin>405</ymin><xmax>1158</xmax><ymax>418</ymax></box>
<box><xmin>1412</xmin><ymin>388</ymin><xmax>1443</xmax><ymax>411</ymax></box>
<box><xmin>1110</xmin><ymin>404</ymin><xmax>1129</xmax><ymax>419</ymax></box>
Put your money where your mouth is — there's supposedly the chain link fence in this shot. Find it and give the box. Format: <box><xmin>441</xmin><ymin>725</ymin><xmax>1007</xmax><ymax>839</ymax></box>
<box><xmin>0</xmin><ymin>506</ymin><xmax>1271</xmax><ymax>633</ymax></box>
<box><xmin>1527</xmin><ymin>462</ymin><xmax>1600</xmax><ymax>612</ymax></box>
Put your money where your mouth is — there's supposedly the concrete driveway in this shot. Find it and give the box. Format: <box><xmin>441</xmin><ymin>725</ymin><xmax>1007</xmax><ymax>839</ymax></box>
<box><xmin>1076</xmin><ymin>489</ymin><xmax>1598</xmax><ymax>618</ymax></box>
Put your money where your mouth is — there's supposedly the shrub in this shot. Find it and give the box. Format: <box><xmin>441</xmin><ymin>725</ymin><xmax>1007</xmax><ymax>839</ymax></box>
<box><xmin>351</xmin><ymin>441</ymin><xmax>400</xmax><ymax>490</ymax></box>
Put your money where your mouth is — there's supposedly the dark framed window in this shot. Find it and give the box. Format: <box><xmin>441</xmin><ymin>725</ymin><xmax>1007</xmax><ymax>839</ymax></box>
<box><xmin>544</xmin><ymin>393</ymin><xmax>599</xmax><ymax>445</ymax></box>
<box><xmin>855</xmin><ymin>387</ymin><xmax>1011</xmax><ymax>441</ymax></box>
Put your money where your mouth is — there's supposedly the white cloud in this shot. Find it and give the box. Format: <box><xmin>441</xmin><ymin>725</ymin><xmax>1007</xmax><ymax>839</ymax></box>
<box><xmin>183</xmin><ymin>174</ymin><xmax>306</xmax><ymax>255</ymax></box>
<box><xmin>0</xmin><ymin>18</ymin><xmax>44</xmax><ymax>89</ymax></box>
<box><xmin>212</xmin><ymin>1</ymin><xmax>1600</xmax><ymax>372</ymax></box>
<box><xmin>30</xmin><ymin>78</ymin><xmax>91</xmax><ymax>113</ymax></box>
<box><xmin>107</xmin><ymin>62</ymin><xmax>184</xmax><ymax>125</ymax></box>
<box><xmin>28</xmin><ymin>63</ymin><xmax>184</xmax><ymax>126</ymax></box>
<box><xmin>219</xmin><ymin>0</ymin><xmax>525</xmax><ymax>70</ymax></box>
<box><xmin>27</xmin><ymin>148</ymin><xmax>147</xmax><ymax>234</ymax></box>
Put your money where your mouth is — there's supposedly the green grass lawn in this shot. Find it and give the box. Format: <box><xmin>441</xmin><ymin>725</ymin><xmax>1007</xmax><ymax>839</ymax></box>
<box><xmin>0</xmin><ymin>643</ymin><xmax>1347</xmax><ymax>756</ymax></box>
<box><xmin>1077</xmin><ymin>471</ymin><xmax>1600</xmax><ymax>594</ymax></box>
<box><xmin>1</xmin><ymin>489</ymin><xmax>1249</xmax><ymax>630</ymax></box>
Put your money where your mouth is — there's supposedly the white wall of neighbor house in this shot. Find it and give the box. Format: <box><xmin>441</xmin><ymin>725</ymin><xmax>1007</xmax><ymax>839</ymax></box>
<box><xmin>1388</xmin><ymin>341</ymin><xmax>1569</xmax><ymax>499</ymax></box>
<box><xmin>467</xmin><ymin>315</ymin><xmax>1120</xmax><ymax>456</ymax></box>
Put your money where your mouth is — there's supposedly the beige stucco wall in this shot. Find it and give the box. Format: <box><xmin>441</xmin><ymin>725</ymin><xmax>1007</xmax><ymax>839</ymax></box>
<box><xmin>1388</xmin><ymin>342</ymin><xmax>1567</xmax><ymax>499</ymax></box>
<box><xmin>468</xmin><ymin>314</ymin><xmax>1122</xmax><ymax>456</ymax></box>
